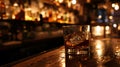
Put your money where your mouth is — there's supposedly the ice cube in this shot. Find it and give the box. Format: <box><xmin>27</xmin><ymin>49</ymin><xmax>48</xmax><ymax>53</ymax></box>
<box><xmin>69</xmin><ymin>32</ymin><xmax>86</xmax><ymax>46</ymax></box>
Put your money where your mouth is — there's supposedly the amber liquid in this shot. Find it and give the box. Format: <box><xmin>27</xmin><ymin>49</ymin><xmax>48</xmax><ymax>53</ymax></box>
<box><xmin>66</xmin><ymin>40</ymin><xmax>90</xmax><ymax>60</ymax></box>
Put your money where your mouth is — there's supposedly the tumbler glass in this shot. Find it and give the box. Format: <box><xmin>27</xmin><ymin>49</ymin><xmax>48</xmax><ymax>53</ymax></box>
<box><xmin>63</xmin><ymin>25</ymin><xmax>90</xmax><ymax>67</ymax></box>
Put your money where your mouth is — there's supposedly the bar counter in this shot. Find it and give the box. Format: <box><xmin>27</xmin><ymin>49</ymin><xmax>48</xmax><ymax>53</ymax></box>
<box><xmin>3</xmin><ymin>38</ymin><xmax>120</xmax><ymax>67</ymax></box>
<box><xmin>0</xmin><ymin>30</ymin><xmax>64</xmax><ymax>66</ymax></box>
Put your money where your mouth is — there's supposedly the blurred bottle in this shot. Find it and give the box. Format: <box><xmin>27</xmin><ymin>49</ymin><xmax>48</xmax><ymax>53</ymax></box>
<box><xmin>0</xmin><ymin>22</ymin><xmax>11</xmax><ymax>42</ymax></box>
<box><xmin>16</xmin><ymin>28</ymin><xmax>22</xmax><ymax>41</ymax></box>
<box><xmin>39</xmin><ymin>14</ymin><xmax>44</xmax><ymax>26</ymax></box>
<box><xmin>22</xmin><ymin>25</ymin><xmax>28</xmax><ymax>40</ymax></box>
<box><xmin>15</xmin><ymin>5</ymin><xmax>25</xmax><ymax>20</ymax></box>
<box><xmin>27</xmin><ymin>26</ymin><xmax>35</xmax><ymax>39</ymax></box>
<box><xmin>0</xmin><ymin>0</ymin><xmax>5</xmax><ymax>19</ymax></box>
<box><xmin>8</xmin><ymin>31</ymin><xmax>13</xmax><ymax>41</ymax></box>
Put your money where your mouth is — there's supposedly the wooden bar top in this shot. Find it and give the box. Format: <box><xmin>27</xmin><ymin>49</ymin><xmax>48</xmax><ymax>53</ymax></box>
<box><xmin>11</xmin><ymin>46</ymin><xmax>65</xmax><ymax>67</ymax></box>
<box><xmin>3</xmin><ymin>38</ymin><xmax>120</xmax><ymax>67</ymax></box>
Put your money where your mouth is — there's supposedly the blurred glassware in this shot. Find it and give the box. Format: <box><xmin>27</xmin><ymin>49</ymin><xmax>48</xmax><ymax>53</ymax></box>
<box><xmin>63</xmin><ymin>25</ymin><xmax>91</xmax><ymax>64</ymax></box>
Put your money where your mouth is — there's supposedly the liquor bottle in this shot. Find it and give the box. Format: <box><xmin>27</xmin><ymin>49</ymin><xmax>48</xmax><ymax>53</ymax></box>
<box><xmin>8</xmin><ymin>31</ymin><xmax>13</xmax><ymax>41</ymax></box>
<box><xmin>27</xmin><ymin>26</ymin><xmax>35</xmax><ymax>39</ymax></box>
<box><xmin>0</xmin><ymin>1</ymin><xmax>5</xmax><ymax>19</ymax></box>
<box><xmin>16</xmin><ymin>28</ymin><xmax>22</xmax><ymax>41</ymax></box>
<box><xmin>22</xmin><ymin>25</ymin><xmax>28</xmax><ymax>40</ymax></box>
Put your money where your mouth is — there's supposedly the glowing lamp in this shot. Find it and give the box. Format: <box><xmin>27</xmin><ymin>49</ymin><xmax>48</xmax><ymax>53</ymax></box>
<box><xmin>92</xmin><ymin>25</ymin><xmax>104</xmax><ymax>38</ymax></box>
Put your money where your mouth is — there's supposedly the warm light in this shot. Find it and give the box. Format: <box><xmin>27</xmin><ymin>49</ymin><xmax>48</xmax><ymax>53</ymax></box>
<box><xmin>96</xmin><ymin>50</ymin><xmax>102</xmax><ymax>57</ymax></box>
<box><xmin>113</xmin><ymin>24</ymin><xmax>117</xmax><ymax>28</ymax></box>
<box><xmin>12</xmin><ymin>15</ymin><xmax>15</xmax><ymax>19</ymax></box>
<box><xmin>112</xmin><ymin>3</ymin><xmax>116</xmax><ymax>7</ymax></box>
<box><xmin>30</xmin><ymin>1</ymin><xmax>39</xmax><ymax>13</ymax></box>
<box><xmin>5</xmin><ymin>5</ymin><xmax>9</xmax><ymax>8</ymax></box>
<box><xmin>55</xmin><ymin>0</ymin><xmax>63</xmax><ymax>3</ymax></box>
<box><xmin>71</xmin><ymin>0</ymin><xmax>76</xmax><ymax>4</ymax></box>
<box><xmin>118</xmin><ymin>25</ymin><xmax>120</xmax><ymax>30</ymax></box>
<box><xmin>109</xmin><ymin>16</ymin><xmax>113</xmax><ymax>20</ymax></box>
<box><xmin>112</xmin><ymin>3</ymin><xmax>119</xmax><ymax>10</ymax></box>
<box><xmin>68</xmin><ymin>55</ymin><xmax>73</xmax><ymax>60</ymax></box>
<box><xmin>114</xmin><ymin>4</ymin><xmax>119</xmax><ymax>10</ymax></box>
<box><xmin>68</xmin><ymin>2</ymin><xmax>72</xmax><ymax>8</ymax></box>
<box><xmin>95</xmin><ymin>40</ymin><xmax>104</xmax><ymax>59</ymax></box>
<box><xmin>87</xmin><ymin>25</ymin><xmax>90</xmax><ymax>32</ymax></box>
<box><xmin>59</xmin><ymin>49</ymin><xmax>65</xmax><ymax>67</ymax></box>
<box><xmin>58</xmin><ymin>0</ymin><xmax>63</xmax><ymax>3</ymax></box>
<box><xmin>112</xmin><ymin>39</ymin><xmax>120</xmax><ymax>57</ymax></box>
<box><xmin>86</xmin><ymin>0</ymin><xmax>91</xmax><ymax>3</ymax></box>
<box><xmin>92</xmin><ymin>26</ymin><xmax>104</xmax><ymax>37</ymax></box>
<box><xmin>96</xmin><ymin>44</ymin><xmax>102</xmax><ymax>50</ymax></box>
<box><xmin>26</xmin><ymin>8</ymin><xmax>31</xmax><ymax>11</ymax></box>
<box><xmin>25</xmin><ymin>15</ymin><xmax>33</xmax><ymax>21</ymax></box>
<box><xmin>115</xmin><ymin>45</ymin><xmax>120</xmax><ymax>56</ymax></box>
<box><xmin>105</xmin><ymin>26</ymin><xmax>111</xmax><ymax>34</ymax></box>
<box><xmin>98</xmin><ymin>15</ymin><xmax>102</xmax><ymax>19</ymax></box>
<box><xmin>103</xmin><ymin>5</ymin><xmax>107</xmax><ymax>9</ymax></box>
<box><xmin>25</xmin><ymin>8</ymin><xmax>33</xmax><ymax>21</ymax></box>
<box><xmin>13</xmin><ymin>2</ymin><xmax>18</xmax><ymax>7</ymax></box>
<box><xmin>38</xmin><ymin>2</ymin><xmax>44</xmax><ymax>8</ymax></box>
<box><xmin>105</xmin><ymin>26</ymin><xmax>110</xmax><ymax>30</ymax></box>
